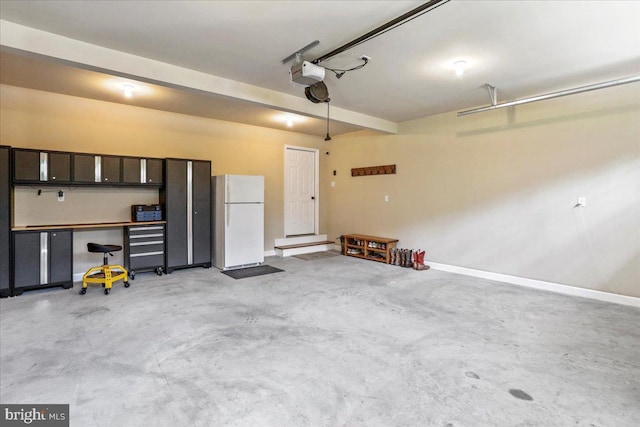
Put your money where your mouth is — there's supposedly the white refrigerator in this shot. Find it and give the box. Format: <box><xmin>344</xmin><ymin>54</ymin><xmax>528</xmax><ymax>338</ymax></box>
<box><xmin>212</xmin><ymin>175</ymin><xmax>265</xmax><ymax>270</ymax></box>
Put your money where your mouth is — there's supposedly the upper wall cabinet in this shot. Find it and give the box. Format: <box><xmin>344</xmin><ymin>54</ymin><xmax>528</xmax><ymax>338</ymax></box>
<box><xmin>101</xmin><ymin>155</ymin><xmax>121</xmax><ymax>184</ymax></box>
<box><xmin>122</xmin><ymin>157</ymin><xmax>163</xmax><ymax>186</ymax></box>
<box><xmin>12</xmin><ymin>148</ymin><xmax>163</xmax><ymax>187</ymax></box>
<box><xmin>145</xmin><ymin>158</ymin><xmax>163</xmax><ymax>185</ymax></box>
<box><xmin>13</xmin><ymin>149</ymin><xmax>72</xmax><ymax>184</ymax></box>
<box><xmin>73</xmin><ymin>153</ymin><xmax>97</xmax><ymax>183</ymax></box>
<box><xmin>71</xmin><ymin>153</ymin><xmax>121</xmax><ymax>184</ymax></box>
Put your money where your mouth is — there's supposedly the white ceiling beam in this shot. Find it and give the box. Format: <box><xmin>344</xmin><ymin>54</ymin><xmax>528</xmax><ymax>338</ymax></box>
<box><xmin>0</xmin><ymin>20</ymin><xmax>398</xmax><ymax>134</ymax></box>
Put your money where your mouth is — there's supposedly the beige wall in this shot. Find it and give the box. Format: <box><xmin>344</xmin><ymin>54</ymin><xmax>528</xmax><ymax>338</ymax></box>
<box><xmin>1</xmin><ymin>84</ymin><xmax>329</xmax><ymax>274</ymax></box>
<box><xmin>326</xmin><ymin>84</ymin><xmax>640</xmax><ymax>297</ymax></box>
<box><xmin>2</xmin><ymin>83</ymin><xmax>638</xmax><ymax>298</ymax></box>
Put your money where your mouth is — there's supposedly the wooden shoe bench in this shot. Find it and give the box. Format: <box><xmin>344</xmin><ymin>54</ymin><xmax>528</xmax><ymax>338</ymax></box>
<box><xmin>343</xmin><ymin>234</ymin><xmax>398</xmax><ymax>264</ymax></box>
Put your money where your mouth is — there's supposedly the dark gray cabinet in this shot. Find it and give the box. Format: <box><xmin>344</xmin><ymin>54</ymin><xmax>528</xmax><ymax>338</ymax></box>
<box><xmin>124</xmin><ymin>224</ymin><xmax>165</xmax><ymax>277</ymax></box>
<box><xmin>122</xmin><ymin>157</ymin><xmax>163</xmax><ymax>185</ymax></box>
<box><xmin>0</xmin><ymin>146</ymin><xmax>11</xmax><ymax>297</ymax></box>
<box><xmin>13</xmin><ymin>232</ymin><xmax>40</xmax><ymax>289</ymax></box>
<box><xmin>192</xmin><ymin>161</ymin><xmax>211</xmax><ymax>265</ymax></box>
<box><xmin>122</xmin><ymin>157</ymin><xmax>142</xmax><ymax>183</ymax></box>
<box><xmin>73</xmin><ymin>153</ymin><xmax>121</xmax><ymax>184</ymax></box>
<box><xmin>101</xmin><ymin>155</ymin><xmax>121</xmax><ymax>183</ymax></box>
<box><xmin>73</xmin><ymin>153</ymin><xmax>97</xmax><ymax>182</ymax></box>
<box><xmin>13</xmin><ymin>149</ymin><xmax>40</xmax><ymax>181</ymax></box>
<box><xmin>161</xmin><ymin>159</ymin><xmax>211</xmax><ymax>273</ymax></box>
<box><xmin>146</xmin><ymin>158</ymin><xmax>163</xmax><ymax>185</ymax></box>
<box><xmin>12</xmin><ymin>229</ymin><xmax>73</xmax><ymax>295</ymax></box>
<box><xmin>49</xmin><ymin>153</ymin><xmax>72</xmax><ymax>182</ymax></box>
<box><xmin>13</xmin><ymin>149</ymin><xmax>71</xmax><ymax>183</ymax></box>
<box><xmin>13</xmin><ymin>148</ymin><xmax>161</xmax><ymax>187</ymax></box>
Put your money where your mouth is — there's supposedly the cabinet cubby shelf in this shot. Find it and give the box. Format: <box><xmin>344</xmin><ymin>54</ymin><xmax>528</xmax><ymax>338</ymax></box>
<box><xmin>343</xmin><ymin>234</ymin><xmax>398</xmax><ymax>264</ymax></box>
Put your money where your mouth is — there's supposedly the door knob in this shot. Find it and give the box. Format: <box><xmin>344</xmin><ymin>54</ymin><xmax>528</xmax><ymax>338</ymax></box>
<box><xmin>311</xmin><ymin>196</ymin><xmax>315</xmax><ymax>200</ymax></box>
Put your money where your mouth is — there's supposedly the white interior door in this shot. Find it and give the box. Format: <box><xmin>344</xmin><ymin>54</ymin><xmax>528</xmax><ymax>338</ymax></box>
<box><xmin>285</xmin><ymin>147</ymin><xmax>317</xmax><ymax>236</ymax></box>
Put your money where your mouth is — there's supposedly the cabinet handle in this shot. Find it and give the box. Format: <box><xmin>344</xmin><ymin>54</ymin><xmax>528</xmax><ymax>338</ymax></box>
<box><xmin>52</xmin><ymin>176</ymin><xmax>56</xmax><ymax>180</ymax></box>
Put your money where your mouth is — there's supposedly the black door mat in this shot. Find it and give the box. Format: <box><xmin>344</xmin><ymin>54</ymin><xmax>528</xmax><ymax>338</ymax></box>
<box><xmin>221</xmin><ymin>265</ymin><xmax>284</xmax><ymax>279</ymax></box>
<box><xmin>293</xmin><ymin>251</ymin><xmax>340</xmax><ymax>261</ymax></box>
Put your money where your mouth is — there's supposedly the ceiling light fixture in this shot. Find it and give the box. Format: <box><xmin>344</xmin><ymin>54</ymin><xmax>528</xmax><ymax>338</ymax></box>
<box><xmin>454</xmin><ymin>60</ymin><xmax>467</xmax><ymax>76</ymax></box>
<box><xmin>104</xmin><ymin>79</ymin><xmax>152</xmax><ymax>97</ymax></box>
<box><xmin>276</xmin><ymin>114</ymin><xmax>303</xmax><ymax>128</ymax></box>
<box><xmin>122</xmin><ymin>84</ymin><xmax>134</xmax><ymax>98</ymax></box>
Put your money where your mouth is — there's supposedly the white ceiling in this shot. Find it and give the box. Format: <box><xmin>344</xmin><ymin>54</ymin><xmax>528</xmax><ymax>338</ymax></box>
<box><xmin>1</xmin><ymin>0</ymin><xmax>639</xmax><ymax>136</ymax></box>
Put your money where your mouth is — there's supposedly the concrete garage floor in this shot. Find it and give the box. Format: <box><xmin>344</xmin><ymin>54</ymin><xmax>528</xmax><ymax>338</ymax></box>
<box><xmin>1</xmin><ymin>254</ymin><xmax>639</xmax><ymax>427</ymax></box>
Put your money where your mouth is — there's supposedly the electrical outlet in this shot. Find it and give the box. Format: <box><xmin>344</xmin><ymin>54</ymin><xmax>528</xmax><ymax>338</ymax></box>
<box><xmin>58</xmin><ymin>191</ymin><xmax>64</xmax><ymax>202</ymax></box>
<box><xmin>331</xmin><ymin>181</ymin><xmax>335</xmax><ymax>187</ymax></box>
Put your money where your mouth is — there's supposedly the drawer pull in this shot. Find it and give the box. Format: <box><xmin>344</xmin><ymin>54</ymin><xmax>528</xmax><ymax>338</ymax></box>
<box><xmin>129</xmin><ymin>241</ymin><xmax>164</xmax><ymax>247</ymax></box>
<box><xmin>130</xmin><ymin>226</ymin><xmax>164</xmax><ymax>231</ymax></box>
<box><xmin>130</xmin><ymin>251</ymin><xmax>164</xmax><ymax>258</ymax></box>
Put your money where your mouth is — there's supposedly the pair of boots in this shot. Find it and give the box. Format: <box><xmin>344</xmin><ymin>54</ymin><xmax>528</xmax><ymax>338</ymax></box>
<box><xmin>412</xmin><ymin>250</ymin><xmax>429</xmax><ymax>271</ymax></box>
<box><xmin>390</xmin><ymin>248</ymin><xmax>413</xmax><ymax>268</ymax></box>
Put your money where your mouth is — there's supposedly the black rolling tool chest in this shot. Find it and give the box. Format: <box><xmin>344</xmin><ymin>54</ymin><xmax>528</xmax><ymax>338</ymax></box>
<box><xmin>124</xmin><ymin>224</ymin><xmax>165</xmax><ymax>279</ymax></box>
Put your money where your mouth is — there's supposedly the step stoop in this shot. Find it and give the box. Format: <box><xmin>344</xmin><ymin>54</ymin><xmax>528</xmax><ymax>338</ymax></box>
<box><xmin>274</xmin><ymin>234</ymin><xmax>336</xmax><ymax>257</ymax></box>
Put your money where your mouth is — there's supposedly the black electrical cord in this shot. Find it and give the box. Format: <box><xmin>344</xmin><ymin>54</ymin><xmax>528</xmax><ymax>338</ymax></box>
<box><xmin>30</xmin><ymin>186</ymin><xmax>79</xmax><ymax>195</ymax></box>
<box><xmin>324</xmin><ymin>57</ymin><xmax>369</xmax><ymax>79</ymax></box>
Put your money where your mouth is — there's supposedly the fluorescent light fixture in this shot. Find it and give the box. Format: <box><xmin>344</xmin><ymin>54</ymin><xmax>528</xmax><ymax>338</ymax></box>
<box><xmin>454</xmin><ymin>60</ymin><xmax>467</xmax><ymax>76</ymax></box>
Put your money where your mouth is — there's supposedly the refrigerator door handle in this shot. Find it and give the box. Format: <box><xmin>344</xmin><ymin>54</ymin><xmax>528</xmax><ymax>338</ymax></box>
<box><xmin>226</xmin><ymin>203</ymin><xmax>230</xmax><ymax>227</ymax></box>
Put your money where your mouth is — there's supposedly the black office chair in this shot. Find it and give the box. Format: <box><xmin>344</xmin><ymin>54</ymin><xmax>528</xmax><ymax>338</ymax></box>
<box><xmin>81</xmin><ymin>243</ymin><xmax>129</xmax><ymax>295</ymax></box>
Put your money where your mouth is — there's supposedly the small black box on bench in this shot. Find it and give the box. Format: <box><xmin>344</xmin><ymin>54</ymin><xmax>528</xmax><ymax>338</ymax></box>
<box><xmin>131</xmin><ymin>204</ymin><xmax>162</xmax><ymax>222</ymax></box>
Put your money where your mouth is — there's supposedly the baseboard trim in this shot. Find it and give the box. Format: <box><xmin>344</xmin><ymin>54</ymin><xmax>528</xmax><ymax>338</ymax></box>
<box><xmin>264</xmin><ymin>250</ymin><xmax>276</xmax><ymax>257</ymax></box>
<box><xmin>427</xmin><ymin>261</ymin><xmax>640</xmax><ymax>308</ymax></box>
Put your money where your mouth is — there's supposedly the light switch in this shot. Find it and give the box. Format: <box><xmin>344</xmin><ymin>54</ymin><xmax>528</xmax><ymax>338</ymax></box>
<box><xmin>577</xmin><ymin>197</ymin><xmax>586</xmax><ymax>207</ymax></box>
<box><xmin>384</xmin><ymin>195</ymin><xmax>389</xmax><ymax>202</ymax></box>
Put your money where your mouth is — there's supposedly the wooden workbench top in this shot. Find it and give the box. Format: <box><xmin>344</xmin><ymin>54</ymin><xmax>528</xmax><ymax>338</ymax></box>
<box><xmin>12</xmin><ymin>221</ymin><xmax>166</xmax><ymax>231</ymax></box>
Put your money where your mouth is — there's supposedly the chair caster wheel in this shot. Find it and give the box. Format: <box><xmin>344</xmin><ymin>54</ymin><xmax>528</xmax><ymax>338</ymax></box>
<box><xmin>130</xmin><ymin>271</ymin><xmax>136</xmax><ymax>280</ymax></box>
<box><xmin>104</xmin><ymin>288</ymin><xmax>110</xmax><ymax>295</ymax></box>
<box><xmin>156</xmin><ymin>267</ymin><xmax>163</xmax><ymax>276</ymax></box>
<box><xmin>80</xmin><ymin>288</ymin><xmax>87</xmax><ymax>295</ymax></box>
<box><xmin>124</xmin><ymin>282</ymin><xmax>130</xmax><ymax>288</ymax></box>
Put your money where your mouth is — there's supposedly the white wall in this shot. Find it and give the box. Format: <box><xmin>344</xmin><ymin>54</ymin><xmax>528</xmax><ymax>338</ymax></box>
<box><xmin>326</xmin><ymin>84</ymin><xmax>640</xmax><ymax>297</ymax></box>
